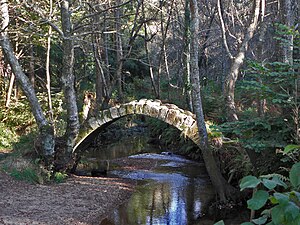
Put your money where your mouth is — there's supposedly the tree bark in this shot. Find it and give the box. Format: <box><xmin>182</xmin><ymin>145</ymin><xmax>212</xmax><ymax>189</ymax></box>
<box><xmin>0</xmin><ymin>0</ymin><xmax>55</xmax><ymax>162</ymax></box>
<box><xmin>218</xmin><ymin>0</ymin><xmax>262</xmax><ymax>122</ymax></box>
<box><xmin>46</xmin><ymin>0</ymin><xmax>54</xmax><ymax>123</ymax></box>
<box><xmin>56</xmin><ymin>0</ymin><xmax>80</xmax><ymax>170</ymax></box>
<box><xmin>29</xmin><ymin>44</ymin><xmax>35</xmax><ymax>87</ymax></box>
<box><xmin>190</xmin><ymin>0</ymin><xmax>235</xmax><ymax>202</ymax></box>
<box><xmin>281</xmin><ymin>0</ymin><xmax>294</xmax><ymax>65</ymax></box>
<box><xmin>183</xmin><ymin>0</ymin><xmax>193</xmax><ymax>111</ymax></box>
<box><xmin>115</xmin><ymin>0</ymin><xmax>124</xmax><ymax>102</ymax></box>
<box><xmin>142</xmin><ymin>1</ymin><xmax>158</xmax><ymax>98</ymax></box>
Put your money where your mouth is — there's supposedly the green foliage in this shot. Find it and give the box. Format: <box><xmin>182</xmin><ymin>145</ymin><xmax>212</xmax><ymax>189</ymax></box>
<box><xmin>240</xmin><ymin>176</ymin><xmax>261</xmax><ymax>191</ymax></box>
<box><xmin>12</xmin><ymin>132</ymin><xmax>36</xmax><ymax>156</ymax></box>
<box><xmin>240</xmin><ymin>162</ymin><xmax>300</xmax><ymax>225</ymax></box>
<box><xmin>290</xmin><ymin>163</ymin><xmax>300</xmax><ymax>190</ymax></box>
<box><xmin>284</xmin><ymin>145</ymin><xmax>300</xmax><ymax>155</ymax></box>
<box><xmin>0</xmin><ymin>98</ymin><xmax>35</xmax><ymax>133</ymax></box>
<box><xmin>146</xmin><ymin>118</ymin><xmax>199</xmax><ymax>158</ymax></box>
<box><xmin>9</xmin><ymin>167</ymin><xmax>40</xmax><ymax>184</ymax></box>
<box><xmin>201</xmin><ymin>82</ymin><xmax>225</xmax><ymax>122</ymax></box>
<box><xmin>220</xmin><ymin>117</ymin><xmax>290</xmax><ymax>153</ymax></box>
<box><xmin>214</xmin><ymin>220</ymin><xmax>225</xmax><ymax>225</ymax></box>
<box><xmin>0</xmin><ymin>122</ymin><xmax>18</xmax><ymax>149</ymax></box>
<box><xmin>53</xmin><ymin>172</ymin><xmax>68</xmax><ymax>183</ymax></box>
<box><xmin>247</xmin><ymin>190</ymin><xmax>269</xmax><ymax>210</ymax></box>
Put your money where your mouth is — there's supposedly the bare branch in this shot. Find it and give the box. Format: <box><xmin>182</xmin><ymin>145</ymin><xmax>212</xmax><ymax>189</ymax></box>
<box><xmin>74</xmin><ymin>0</ymin><xmax>132</xmax><ymax>29</ymax></box>
<box><xmin>217</xmin><ymin>0</ymin><xmax>234</xmax><ymax>60</ymax></box>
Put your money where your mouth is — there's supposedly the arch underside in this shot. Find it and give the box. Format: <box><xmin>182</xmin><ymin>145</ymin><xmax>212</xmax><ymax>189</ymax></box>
<box><xmin>74</xmin><ymin>99</ymin><xmax>200</xmax><ymax>152</ymax></box>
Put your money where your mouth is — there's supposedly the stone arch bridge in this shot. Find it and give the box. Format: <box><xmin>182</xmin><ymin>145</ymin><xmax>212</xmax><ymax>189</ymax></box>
<box><xmin>74</xmin><ymin>99</ymin><xmax>201</xmax><ymax>152</ymax></box>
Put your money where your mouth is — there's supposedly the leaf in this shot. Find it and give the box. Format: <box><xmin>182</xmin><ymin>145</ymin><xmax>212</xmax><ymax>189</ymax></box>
<box><xmin>283</xmin><ymin>145</ymin><xmax>300</xmax><ymax>154</ymax></box>
<box><xmin>269</xmin><ymin>196</ymin><xmax>279</xmax><ymax>204</ymax></box>
<box><xmin>240</xmin><ymin>176</ymin><xmax>261</xmax><ymax>191</ymax></box>
<box><xmin>290</xmin><ymin>162</ymin><xmax>300</xmax><ymax>190</ymax></box>
<box><xmin>214</xmin><ymin>220</ymin><xmax>225</xmax><ymax>225</ymax></box>
<box><xmin>271</xmin><ymin>205</ymin><xmax>285</xmax><ymax>224</ymax></box>
<box><xmin>292</xmin><ymin>191</ymin><xmax>300</xmax><ymax>201</ymax></box>
<box><xmin>241</xmin><ymin>223</ymin><xmax>254</xmax><ymax>225</ymax></box>
<box><xmin>247</xmin><ymin>190</ymin><xmax>269</xmax><ymax>210</ymax></box>
<box><xmin>262</xmin><ymin>179</ymin><xmax>277</xmax><ymax>190</ymax></box>
<box><xmin>252</xmin><ymin>215</ymin><xmax>268</xmax><ymax>225</ymax></box>
<box><xmin>273</xmin><ymin>192</ymin><xmax>289</xmax><ymax>205</ymax></box>
<box><xmin>272</xmin><ymin>176</ymin><xmax>288</xmax><ymax>189</ymax></box>
<box><xmin>284</xmin><ymin>202</ymin><xmax>300</xmax><ymax>220</ymax></box>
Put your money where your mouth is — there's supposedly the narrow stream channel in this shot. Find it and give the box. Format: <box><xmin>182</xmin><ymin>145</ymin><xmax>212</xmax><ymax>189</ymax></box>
<box><xmin>80</xmin><ymin>135</ymin><xmax>217</xmax><ymax>225</ymax></box>
<box><xmin>104</xmin><ymin>153</ymin><xmax>214</xmax><ymax>225</ymax></box>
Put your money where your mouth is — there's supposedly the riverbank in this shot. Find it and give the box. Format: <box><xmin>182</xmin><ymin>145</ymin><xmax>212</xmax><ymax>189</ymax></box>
<box><xmin>0</xmin><ymin>157</ymin><xmax>159</xmax><ymax>225</ymax></box>
<box><xmin>0</xmin><ymin>171</ymin><xmax>134</xmax><ymax>224</ymax></box>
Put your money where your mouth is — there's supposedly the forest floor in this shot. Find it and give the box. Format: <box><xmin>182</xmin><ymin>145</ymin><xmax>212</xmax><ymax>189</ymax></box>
<box><xmin>0</xmin><ymin>154</ymin><xmax>157</xmax><ymax>225</ymax></box>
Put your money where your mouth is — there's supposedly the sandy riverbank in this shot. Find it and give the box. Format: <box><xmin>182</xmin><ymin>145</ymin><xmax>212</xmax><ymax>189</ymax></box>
<box><xmin>0</xmin><ymin>158</ymin><xmax>158</xmax><ymax>225</ymax></box>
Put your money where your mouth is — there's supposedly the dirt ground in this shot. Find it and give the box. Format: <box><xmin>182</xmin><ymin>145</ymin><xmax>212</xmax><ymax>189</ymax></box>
<box><xmin>0</xmin><ymin>158</ymin><xmax>157</xmax><ymax>225</ymax></box>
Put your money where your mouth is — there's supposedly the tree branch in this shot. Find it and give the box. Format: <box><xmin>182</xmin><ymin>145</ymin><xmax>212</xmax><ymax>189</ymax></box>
<box><xmin>217</xmin><ymin>0</ymin><xmax>234</xmax><ymax>60</ymax></box>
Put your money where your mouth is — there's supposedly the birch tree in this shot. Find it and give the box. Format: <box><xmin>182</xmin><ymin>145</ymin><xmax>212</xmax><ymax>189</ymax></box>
<box><xmin>0</xmin><ymin>0</ymin><xmax>55</xmax><ymax>164</ymax></box>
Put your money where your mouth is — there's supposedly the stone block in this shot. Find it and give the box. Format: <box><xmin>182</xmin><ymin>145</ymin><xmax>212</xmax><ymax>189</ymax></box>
<box><xmin>118</xmin><ymin>105</ymin><xmax>127</xmax><ymax>117</ymax></box>
<box><xmin>165</xmin><ymin>109</ymin><xmax>179</xmax><ymax>126</ymax></box>
<box><xmin>125</xmin><ymin>101</ymin><xmax>137</xmax><ymax>115</ymax></box>
<box><xmin>88</xmin><ymin>117</ymin><xmax>100</xmax><ymax>130</ymax></box>
<box><xmin>109</xmin><ymin>106</ymin><xmax>120</xmax><ymax>119</ymax></box>
<box><xmin>172</xmin><ymin>113</ymin><xmax>187</xmax><ymax>130</ymax></box>
<box><xmin>183</xmin><ymin>115</ymin><xmax>196</xmax><ymax>128</ymax></box>
<box><xmin>135</xmin><ymin>99</ymin><xmax>147</xmax><ymax>114</ymax></box>
<box><xmin>158</xmin><ymin>106</ymin><xmax>169</xmax><ymax>121</ymax></box>
<box><xmin>102</xmin><ymin>109</ymin><xmax>113</xmax><ymax>123</ymax></box>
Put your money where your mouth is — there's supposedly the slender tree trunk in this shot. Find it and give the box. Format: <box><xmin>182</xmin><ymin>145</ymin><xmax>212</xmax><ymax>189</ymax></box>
<box><xmin>55</xmin><ymin>0</ymin><xmax>80</xmax><ymax>170</ymax></box>
<box><xmin>115</xmin><ymin>0</ymin><xmax>124</xmax><ymax>102</ymax></box>
<box><xmin>282</xmin><ymin>0</ymin><xmax>294</xmax><ymax>65</ymax></box>
<box><xmin>257</xmin><ymin>22</ymin><xmax>267</xmax><ymax>117</ymax></box>
<box><xmin>142</xmin><ymin>3</ymin><xmax>158</xmax><ymax>98</ymax></box>
<box><xmin>5</xmin><ymin>71</ymin><xmax>14</xmax><ymax>107</ymax></box>
<box><xmin>0</xmin><ymin>0</ymin><xmax>55</xmax><ymax>162</ymax></box>
<box><xmin>29</xmin><ymin>44</ymin><xmax>35</xmax><ymax>86</ymax></box>
<box><xmin>46</xmin><ymin>0</ymin><xmax>54</xmax><ymax>123</ymax></box>
<box><xmin>190</xmin><ymin>0</ymin><xmax>235</xmax><ymax>202</ymax></box>
<box><xmin>101</xmin><ymin>9</ymin><xmax>112</xmax><ymax>108</ymax></box>
<box><xmin>183</xmin><ymin>0</ymin><xmax>193</xmax><ymax>111</ymax></box>
<box><xmin>92</xmin><ymin>9</ymin><xmax>106</xmax><ymax>112</ymax></box>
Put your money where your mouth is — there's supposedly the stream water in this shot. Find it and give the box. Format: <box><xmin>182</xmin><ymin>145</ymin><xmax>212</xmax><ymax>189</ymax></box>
<box><xmin>80</xmin><ymin>135</ymin><xmax>247</xmax><ymax>225</ymax></box>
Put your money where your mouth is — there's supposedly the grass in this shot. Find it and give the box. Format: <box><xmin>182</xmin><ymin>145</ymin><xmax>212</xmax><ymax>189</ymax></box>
<box><xmin>10</xmin><ymin>167</ymin><xmax>40</xmax><ymax>184</ymax></box>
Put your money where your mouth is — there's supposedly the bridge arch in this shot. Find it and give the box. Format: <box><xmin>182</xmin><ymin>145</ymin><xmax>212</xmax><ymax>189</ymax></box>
<box><xmin>74</xmin><ymin>99</ymin><xmax>201</xmax><ymax>152</ymax></box>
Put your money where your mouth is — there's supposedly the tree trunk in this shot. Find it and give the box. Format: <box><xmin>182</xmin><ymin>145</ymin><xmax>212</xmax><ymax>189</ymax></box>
<box><xmin>55</xmin><ymin>0</ymin><xmax>80</xmax><ymax>170</ymax></box>
<box><xmin>29</xmin><ymin>44</ymin><xmax>35</xmax><ymax>87</ymax></box>
<box><xmin>282</xmin><ymin>0</ymin><xmax>294</xmax><ymax>65</ymax></box>
<box><xmin>46</xmin><ymin>23</ymin><xmax>54</xmax><ymax>123</ymax></box>
<box><xmin>189</xmin><ymin>0</ymin><xmax>235</xmax><ymax>202</ymax></box>
<box><xmin>142</xmin><ymin>1</ymin><xmax>158</xmax><ymax>98</ymax></box>
<box><xmin>183</xmin><ymin>0</ymin><xmax>193</xmax><ymax>111</ymax></box>
<box><xmin>115</xmin><ymin>0</ymin><xmax>124</xmax><ymax>102</ymax></box>
<box><xmin>0</xmin><ymin>0</ymin><xmax>55</xmax><ymax>163</ymax></box>
<box><xmin>218</xmin><ymin>0</ymin><xmax>262</xmax><ymax>122</ymax></box>
<box><xmin>257</xmin><ymin>22</ymin><xmax>267</xmax><ymax>117</ymax></box>
<box><xmin>5</xmin><ymin>71</ymin><xmax>14</xmax><ymax>108</ymax></box>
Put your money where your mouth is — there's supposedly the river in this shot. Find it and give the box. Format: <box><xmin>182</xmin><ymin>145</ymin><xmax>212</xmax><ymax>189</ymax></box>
<box><xmin>79</xmin><ymin>133</ymin><xmax>248</xmax><ymax>225</ymax></box>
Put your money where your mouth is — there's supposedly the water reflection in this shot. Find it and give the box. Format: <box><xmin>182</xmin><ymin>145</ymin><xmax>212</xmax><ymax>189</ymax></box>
<box><xmin>84</xmin><ymin>137</ymin><xmax>160</xmax><ymax>161</ymax></box>
<box><xmin>102</xmin><ymin>154</ymin><xmax>214</xmax><ymax>225</ymax></box>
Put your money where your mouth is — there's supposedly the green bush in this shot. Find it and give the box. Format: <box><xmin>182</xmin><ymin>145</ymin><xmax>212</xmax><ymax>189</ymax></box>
<box><xmin>239</xmin><ymin>162</ymin><xmax>300</xmax><ymax>225</ymax></box>
<box><xmin>53</xmin><ymin>172</ymin><xmax>68</xmax><ymax>183</ymax></box>
<box><xmin>0</xmin><ymin>123</ymin><xmax>18</xmax><ymax>149</ymax></box>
